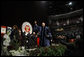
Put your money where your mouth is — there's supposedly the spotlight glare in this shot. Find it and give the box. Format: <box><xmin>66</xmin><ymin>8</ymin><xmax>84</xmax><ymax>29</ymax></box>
<box><xmin>69</xmin><ymin>2</ymin><xmax>72</xmax><ymax>5</ymax></box>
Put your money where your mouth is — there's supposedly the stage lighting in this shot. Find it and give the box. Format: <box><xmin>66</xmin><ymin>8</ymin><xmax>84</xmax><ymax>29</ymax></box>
<box><xmin>68</xmin><ymin>2</ymin><xmax>72</xmax><ymax>6</ymax></box>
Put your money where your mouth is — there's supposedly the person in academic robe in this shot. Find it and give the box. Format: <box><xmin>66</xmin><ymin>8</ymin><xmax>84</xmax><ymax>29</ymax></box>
<box><xmin>33</xmin><ymin>21</ymin><xmax>41</xmax><ymax>47</ymax></box>
<box><xmin>40</xmin><ymin>22</ymin><xmax>52</xmax><ymax>47</ymax></box>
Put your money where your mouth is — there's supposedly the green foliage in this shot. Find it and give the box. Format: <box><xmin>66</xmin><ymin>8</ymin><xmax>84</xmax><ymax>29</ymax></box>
<box><xmin>29</xmin><ymin>44</ymin><xmax>67</xmax><ymax>56</ymax></box>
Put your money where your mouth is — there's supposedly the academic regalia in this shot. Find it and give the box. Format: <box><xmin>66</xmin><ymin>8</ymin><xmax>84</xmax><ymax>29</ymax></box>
<box><xmin>40</xmin><ymin>26</ymin><xmax>52</xmax><ymax>47</ymax></box>
<box><xmin>33</xmin><ymin>24</ymin><xmax>40</xmax><ymax>47</ymax></box>
<box><xmin>33</xmin><ymin>24</ymin><xmax>40</xmax><ymax>34</ymax></box>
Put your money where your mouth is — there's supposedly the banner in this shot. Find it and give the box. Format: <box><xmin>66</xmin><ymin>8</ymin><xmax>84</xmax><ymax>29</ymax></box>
<box><xmin>1</xmin><ymin>26</ymin><xmax>6</xmax><ymax>34</ymax></box>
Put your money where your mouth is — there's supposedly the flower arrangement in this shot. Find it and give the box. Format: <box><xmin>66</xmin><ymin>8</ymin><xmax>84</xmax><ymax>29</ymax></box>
<box><xmin>9</xmin><ymin>46</ymin><xmax>28</xmax><ymax>56</ymax></box>
<box><xmin>3</xmin><ymin>34</ymin><xmax>10</xmax><ymax>46</ymax></box>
